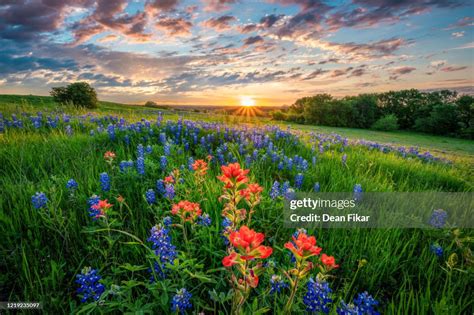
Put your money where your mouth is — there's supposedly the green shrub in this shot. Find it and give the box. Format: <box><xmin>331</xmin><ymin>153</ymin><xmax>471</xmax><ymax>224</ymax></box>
<box><xmin>371</xmin><ymin>114</ymin><xmax>399</xmax><ymax>131</ymax></box>
<box><xmin>50</xmin><ymin>82</ymin><xmax>98</xmax><ymax>108</ymax></box>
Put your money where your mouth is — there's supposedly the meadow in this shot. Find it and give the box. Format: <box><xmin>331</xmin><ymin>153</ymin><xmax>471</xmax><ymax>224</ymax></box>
<box><xmin>0</xmin><ymin>95</ymin><xmax>473</xmax><ymax>314</ymax></box>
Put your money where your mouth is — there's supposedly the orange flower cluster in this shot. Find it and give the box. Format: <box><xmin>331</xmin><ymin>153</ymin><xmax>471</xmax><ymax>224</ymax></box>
<box><xmin>192</xmin><ymin>159</ymin><xmax>208</xmax><ymax>175</ymax></box>
<box><xmin>284</xmin><ymin>233</ymin><xmax>322</xmax><ymax>260</ymax></box>
<box><xmin>103</xmin><ymin>151</ymin><xmax>116</xmax><ymax>161</ymax></box>
<box><xmin>239</xmin><ymin>183</ymin><xmax>263</xmax><ymax>201</ymax></box>
<box><xmin>217</xmin><ymin>163</ymin><xmax>250</xmax><ymax>189</ymax></box>
<box><xmin>171</xmin><ymin>200</ymin><xmax>202</xmax><ymax>223</ymax></box>
<box><xmin>91</xmin><ymin>199</ymin><xmax>113</xmax><ymax>219</ymax></box>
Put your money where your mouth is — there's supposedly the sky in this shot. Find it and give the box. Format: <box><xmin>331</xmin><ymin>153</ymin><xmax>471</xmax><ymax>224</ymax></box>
<box><xmin>0</xmin><ymin>0</ymin><xmax>473</xmax><ymax>106</ymax></box>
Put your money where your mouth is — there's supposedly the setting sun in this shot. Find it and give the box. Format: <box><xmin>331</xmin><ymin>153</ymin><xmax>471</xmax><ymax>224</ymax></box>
<box><xmin>240</xmin><ymin>96</ymin><xmax>256</xmax><ymax>107</ymax></box>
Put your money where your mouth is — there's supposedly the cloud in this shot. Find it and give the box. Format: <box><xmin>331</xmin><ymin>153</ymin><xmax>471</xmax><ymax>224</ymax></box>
<box><xmin>440</xmin><ymin>66</ymin><xmax>468</xmax><ymax>72</ymax></box>
<box><xmin>239</xmin><ymin>24</ymin><xmax>258</xmax><ymax>33</ymax></box>
<box><xmin>330</xmin><ymin>67</ymin><xmax>354</xmax><ymax>77</ymax></box>
<box><xmin>145</xmin><ymin>0</ymin><xmax>180</xmax><ymax>13</ymax></box>
<box><xmin>389</xmin><ymin>66</ymin><xmax>416</xmax><ymax>80</ymax></box>
<box><xmin>430</xmin><ymin>60</ymin><xmax>446</xmax><ymax>69</ymax></box>
<box><xmin>155</xmin><ymin>18</ymin><xmax>192</xmax><ymax>37</ymax></box>
<box><xmin>203</xmin><ymin>0</ymin><xmax>238</xmax><ymax>12</ymax></box>
<box><xmin>318</xmin><ymin>58</ymin><xmax>339</xmax><ymax>64</ymax></box>
<box><xmin>201</xmin><ymin>15</ymin><xmax>236</xmax><ymax>31</ymax></box>
<box><xmin>260</xmin><ymin>14</ymin><xmax>285</xmax><ymax>28</ymax></box>
<box><xmin>302</xmin><ymin>68</ymin><xmax>329</xmax><ymax>80</ymax></box>
<box><xmin>445</xmin><ymin>16</ymin><xmax>474</xmax><ymax>29</ymax></box>
<box><xmin>451</xmin><ymin>31</ymin><xmax>465</xmax><ymax>38</ymax></box>
<box><xmin>98</xmin><ymin>34</ymin><xmax>120</xmax><ymax>43</ymax></box>
<box><xmin>243</xmin><ymin>35</ymin><xmax>264</xmax><ymax>46</ymax></box>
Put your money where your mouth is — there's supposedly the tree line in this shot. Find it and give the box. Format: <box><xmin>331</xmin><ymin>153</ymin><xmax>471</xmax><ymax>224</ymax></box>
<box><xmin>271</xmin><ymin>89</ymin><xmax>473</xmax><ymax>139</ymax></box>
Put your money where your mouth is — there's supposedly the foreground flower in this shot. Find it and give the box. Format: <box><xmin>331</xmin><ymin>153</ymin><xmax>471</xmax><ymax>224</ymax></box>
<box><xmin>148</xmin><ymin>225</ymin><xmax>177</xmax><ymax>279</ymax></box>
<box><xmin>285</xmin><ymin>232</ymin><xmax>322</xmax><ymax>261</ymax></box>
<box><xmin>171</xmin><ymin>200</ymin><xmax>202</xmax><ymax>223</ymax></box>
<box><xmin>145</xmin><ymin>189</ymin><xmax>156</xmax><ymax>204</ymax></box>
<box><xmin>75</xmin><ymin>267</ymin><xmax>105</xmax><ymax>303</ymax></box>
<box><xmin>224</xmin><ymin>226</ymin><xmax>273</xmax><ymax>264</ymax></box>
<box><xmin>321</xmin><ymin>253</ymin><xmax>339</xmax><ymax>270</ymax></box>
<box><xmin>89</xmin><ymin>199</ymin><xmax>112</xmax><ymax>220</ymax></box>
<box><xmin>430</xmin><ymin>243</ymin><xmax>443</xmax><ymax>257</ymax></box>
<box><xmin>303</xmin><ymin>278</ymin><xmax>333</xmax><ymax>314</ymax></box>
<box><xmin>192</xmin><ymin>159</ymin><xmax>208</xmax><ymax>175</ymax></box>
<box><xmin>104</xmin><ymin>151</ymin><xmax>116</xmax><ymax>161</ymax></box>
<box><xmin>99</xmin><ymin>172</ymin><xmax>110</xmax><ymax>192</ymax></box>
<box><xmin>222</xmin><ymin>225</ymin><xmax>273</xmax><ymax>313</ymax></box>
<box><xmin>171</xmin><ymin>288</ymin><xmax>192</xmax><ymax>313</ymax></box>
<box><xmin>66</xmin><ymin>179</ymin><xmax>78</xmax><ymax>191</ymax></box>
<box><xmin>198</xmin><ymin>213</ymin><xmax>212</xmax><ymax>226</ymax></box>
<box><xmin>31</xmin><ymin>192</ymin><xmax>48</xmax><ymax>209</ymax></box>
<box><xmin>337</xmin><ymin>291</ymin><xmax>380</xmax><ymax>315</ymax></box>
<box><xmin>270</xmin><ymin>275</ymin><xmax>289</xmax><ymax>295</ymax></box>
<box><xmin>429</xmin><ymin>209</ymin><xmax>447</xmax><ymax>228</ymax></box>
<box><xmin>217</xmin><ymin>163</ymin><xmax>249</xmax><ymax>189</ymax></box>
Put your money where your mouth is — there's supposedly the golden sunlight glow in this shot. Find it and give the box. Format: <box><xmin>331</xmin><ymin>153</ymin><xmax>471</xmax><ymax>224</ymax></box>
<box><xmin>240</xmin><ymin>96</ymin><xmax>256</xmax><ymax>107</ymax></box>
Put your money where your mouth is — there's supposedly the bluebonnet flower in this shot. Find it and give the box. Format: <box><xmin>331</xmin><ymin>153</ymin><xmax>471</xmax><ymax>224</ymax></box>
<box><xmin>312</xmin><ymin>156</ymin><xmax>317</xmax><ymax>165</ymax></box>
<box><xmin>342</xmin><ymin>154</ymin><xmax>347</xmax><ymax>166</ymax></box>
<box><xmin>164</xmin><ymin>184</ymin><xmax>175</xmax><ymax>200</ymax></box>
<box><xmin>31</xmin><ymin>192</ymin><xmax>48</xmax><ymax>209</ymax></box>
<box><xmin>123</xmin><ymin>134</ymin><xmax>130</xmax><ymax>145</ymax></box>
<box><xmin>87</xmin><ymin>195</ymin><xmax>101</xmax><ymax>219</ymax></box>
<box><xmin>353</xmin><ymin>184</ymin><xmax>363</xmax><ymax>202</ymax></box>
<box><xmin>146</xmin><ymin>145</ymin><xmax>153</xmax><ymax>154</ymax></box>
<box><xmin>171</xmin><ymin>288</ymin><xmax>192</xmax><ymax>313</ymax></box>
<box><xmin>146</xmin><ymin>189</ymin><xmax>156</xmax><ymax>204</ymax></box>
<box><xmin>75</xmin><ymin>267</ymin><xmax>105</xmax><ymax>303</ymax></box>
<box><xmin>220</xmin><ymin>218</ymin><xmax>233</xmax><ymax>245</ymax></box>
<box><xmin>137</xmin><ymin>144</ymin><xmax>144</xmax><ymax>157</ymax></box>
<box><xmin>269</xmin><ymin>275</ymin><xmax>289</xmax><ymax>294</ymax></box>
<box><xmin>295</xmin><ymin>173</ymin><xmax>304</xmax><ymax>189</ymax></box>
<box><xmin>429</xmin><ymin>209</ymin><xmax>447</xmax><ymax>228</ymax></box>
<box><xmin>281</xmin><ymin>181</ymin><xmax>290</xmax><ymax>196</ymax></box>
<box><xmin>65</xmin><ymin>125</ymin><xmax>73</xmax><ymax>136</ymax></box>
<box><xmin>107</xmin><ymin>124</ymin><xmax>115</xmax><ymax>140</ymax></box>
<box><xmin>314</xmin><ymin>182</ymin><xmax>320</xmax><ymax>192</ymax></box>
<box><xmin>198</xmin><ymin>213</ymin><xmax>212</xmax><ymax>226</ymax></box>
<box><xmin>148</xmin><ymin>225</ymin><xmax>177</xmax><ymax>279</ymax></box>
<box><xmin>337</xmin><ymin>291</ymin><xmax>380</xmax><ymax>315</ymax></box>
<box><xmin>187</xmin><ymin>157</ymin><xmax>194</xmax><ymax>171</ymax></box>
<box><xmin>270</xmin><ymin>181</ymin><xmax>280</xmax><ymax>199</ymax></box>
<box><xmin>136</xmin><ymin>157</ymin><xmax>145</xmax><ymax>175</ymax></box>
<box><xmin>156</xmin><ymin>179</ymin><xmax>166</xmax><ymax>195</ymax></box>
<box><xmin>160</xmin><ymin>156</ymin><xmax>168</xmax><ymax>170</ymax></box>
<box><xmin>119</xmin><ymin>160</ymin><xmax>134</xmax><ymax>172</ymax></box>
<box><xmin>303</xmin><ymin>278</ymin><xmax>333</xmax><ymax>313</ymax></box>
<box><xmin>66</xmin><ymin>179</ymin><xmax>78</xmax><ymax>191</ymax></box>
<box><xmin>430</xmin><ymin>243</ymin><xmax>443</xmax><ymax>257</ymax></box>
<box><xmin>99</xmin><ymin>172</ymin><xmax>110</xmax><ymax>192</ymax></box>
<box><xmin>284</xmin><ymin>188</ymin><xmax>296</xmax><ymax>201</ymax></box>
<box><xmin>164</xmin><ymin>143</ymin><xmax>171</xmax><ymax>156</ymax></box>
<box><xmin>163</xmin><ymin>216</ymin><xmax>172</xmax><ymax>227</ymax></box>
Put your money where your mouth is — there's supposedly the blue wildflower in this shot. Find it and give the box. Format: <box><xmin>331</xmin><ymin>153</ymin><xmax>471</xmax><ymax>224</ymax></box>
<box><xmin>163</xmin><ymin>216</ymin><xmax>172</xmax><ymax>227</ymax></box>
<box><xmin>353</xmin><ymin>184</ymin><xmax>363</xmax><ymax>202</ymax></box>
<box><xmin>119</xmin><ymin>160</ymin><xmax>134</xmax><ymax>172</ymax></box>
<box><xmin>284</xmin><ymin>188</ymin><xmax>296</xmax><ymax>201</ymax></box>
<box><xmin>270</xmin><ymin>181</ymin><xmax>281</xmax><ymax>199</ymax></box>
<box><xmin>314</xmin><ymin>182</ymin><xmax>320</xmax><ymax>192</ymax></box>
<box><xmin>430</xmin><ymin>243</ymin><xmax>443</xmax><ymax>257</ymax></box>
<box><xmin>160</xmin><ymin>156</ymin><xmax>168</xmax><ymax>170</ymax></box>
<box><xmin>66</xmin><ymin>179</ymin><xmax>78</xmax><ymax>191</ymax></box>
<box><xmin>295</xmin><ymin>173</ymin><xmax>304</xmax><ymax>189</ymax></box>
<box><xmin>31</xmin><ymin>192</ymin><xmax>48</xmax><ymax>209</ymax></box>
<box><xmin>99</xmin><ymin>172</ymin><xmax>110</xmax><ymax>192</ymax></box>
<box><xmin>269</xmin><ymin>275</ymin><xmax>289</xmax><ymax>294</ymax></box>
<box><xmin>137</xmin><ymin>157</ymin><xmax>145</xmax><ymax>175</ymax></box>
<box><xmin>87</xmin><ymin>195</ymin><xmax>101</xmax><ymax>219</ymax></box>
<box><xmin>148</xmin><ymin>225</ymin><xmax>177</xmax><ymax>280</ymax></box>
<box><xmin>107</xmin><ymin>124</ymin><xmax>115</xmax><ymax>140</ymax></box>
<box><xmin>337</xmin><ymin>291</ymin><xmax>380</xmax><ymax>315</ymax></box>
<box><xmin>146</xmin><ymin>189</ymin><xmax>156</xmax><ymax>204</ymax></box>
<box><xmin>303</xmin><ymin>278</ymin><xmax>333</xmax><ymax>313</ymax></box>
<box><xmin>75</xmin><ymin>267</ymin><xmax>105</xmax><ymax>303</ymax></box>
<box><xmin>156</xmin><ymin>179</ymin><xmax>166</xmax><ymax>195</ymax></box>
<box><xmin>171</xmin><ymin>288</ymin><xmax>192</xmax><ymax>313</ymax></box>
<box><xmin>65</xmin><ymin>125</ymin><xmax>73</xmax><ymax>136</ymax></box>
<box><xmin>429</xmin><ymin>209</ymin><xmax>447</xmax><ymax>228</ymax></box>
<box><xmin>137</xmin><ymin>144</ymin><xmax>144</xmax><ymax>157</ymax></box>
<box><xmin>198</xmin><ymin>213</ymin><xmax>212</xmax><ymax>226</ymax></box>
<box><xmin>146</xmin><ymin>145</ymin><xmax>153</xmax><ymax>154</ymax></box>
<box><xmin>342</xmin><ymin>154</ymin><xmax>347</xmax><ymax>166</ymax></box>
<box><xmin>164</xmin><ymin>184</ymin><xmax>175</xmax><ymax>200</ymax></box>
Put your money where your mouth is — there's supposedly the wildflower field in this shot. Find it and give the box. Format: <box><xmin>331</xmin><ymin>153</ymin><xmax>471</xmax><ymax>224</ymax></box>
<box><xmin>0</xmin><ymin>97</ymin><xmax>473</xmax><ymax>314</ymax></box>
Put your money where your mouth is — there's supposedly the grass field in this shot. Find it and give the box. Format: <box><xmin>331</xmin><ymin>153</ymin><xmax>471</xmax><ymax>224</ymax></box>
<box><xmin>0</xmin><ymin>94</ymin><xmax>473</xmax><ymax>314</ymax></box>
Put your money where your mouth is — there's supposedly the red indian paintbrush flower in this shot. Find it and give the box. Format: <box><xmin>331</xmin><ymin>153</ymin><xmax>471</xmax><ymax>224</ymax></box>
<box><xmin>91</xmin><ymin>199</ymin><xmax>113</xmax><ymax>218</ymax></box>
<box><xmin>284</xmin><ymin>232</ymin><xmax>322</xmax><ymax>260</ymax></box>
<box><xmin>223</xmin><ymin>225</ymin><xmax>273</xmax><ymax>265</ymax></box>
<box><xmin>171</xmin><ymin>200</ymin><xmax>202</xmax><ymax>222</ymax></box>
<box><xmin>104</xmin><ymin>151</ymin><xmax>116</xmax><ymax>161</ymax></box>
<box><xmin>239</xmin><ymin>183</ymin><xmax>263</xmax><ymax>200</ymax></box>
<box><xmin>164</xmin><ymin>176</ymin><xmax>174</xmax><ymax>184</ymax></box>
<box><xmin>321</xmin><ymin>253</ymin><xmax>339</xmax><ymax>269</ymax></box>
<box><xmin>192</xmin><ymin>159</ymin><xmax>208</xmax><ymax>175</ymax></box>
<box><xmin>217</xmin><ymin>163</ymin><xmax>250</xmax><ymax>189</ymax></box>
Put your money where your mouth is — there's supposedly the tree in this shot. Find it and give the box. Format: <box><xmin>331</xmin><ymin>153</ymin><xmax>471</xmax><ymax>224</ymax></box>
<box><xmin>50</xmin><ymin>82</ymin><xmax>98</xmax><ymax>108</ymax></box>
<box><xmin>348</xmin><ymin>94</ymin><xmax>379</xmax><ymax>128</ymax></box>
